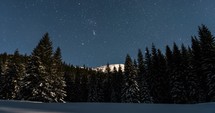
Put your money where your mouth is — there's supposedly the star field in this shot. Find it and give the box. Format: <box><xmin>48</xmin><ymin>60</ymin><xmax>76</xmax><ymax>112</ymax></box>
<box><xmin>1</xmin><ymin>0</ymin><xmax>215</xmax><ymax>67</ymax></box>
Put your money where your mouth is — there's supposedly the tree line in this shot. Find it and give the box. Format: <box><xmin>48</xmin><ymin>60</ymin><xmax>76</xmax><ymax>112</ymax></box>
<box><xmin>0</xmin><ymin>25</ymin><xmax>215</xmax><ymax>104</ymax></box>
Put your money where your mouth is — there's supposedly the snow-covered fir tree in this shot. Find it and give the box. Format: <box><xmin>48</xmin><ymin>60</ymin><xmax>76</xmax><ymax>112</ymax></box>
<box><xmin>0</xmin><ymin>53</ymin><xmax>9</xmax><ymax>99</ymax></box>
<box><xmin>20</xmin><ymin>52</ymin><xmax>45</xmax><ymax>101</ymax></box>
<box><xmin>121</xmin><ymin>54</ymin><xmax>140</xmax><ymax>103</ymax></box>
<box><xmin>6</xmin><ymin>50</ymin><xmax>24</xmax><ymax>99</ymax></box>
<box><xmin>21</xmin><ymin>33</ymin><xmax>66</xmax><ymax>102</ymax></box>
<box><xmin>51</xmin><ymin>47</ymin><xmax>66</xmax><ymax>102</ymax></box>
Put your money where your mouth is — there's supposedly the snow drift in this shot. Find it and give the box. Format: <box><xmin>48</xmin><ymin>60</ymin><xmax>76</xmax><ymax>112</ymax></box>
<box><xmin>0</xmin><ymin>100</ymin><xmax>214</xmax><ymax>113</ymax></box>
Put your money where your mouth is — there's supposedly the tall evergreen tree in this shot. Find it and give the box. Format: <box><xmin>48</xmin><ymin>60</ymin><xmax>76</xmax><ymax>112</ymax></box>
<box><xmin>137</xmin><ymin>49</ymin><xmax>145</xmax><ymax>83</ymax></box>
<box><xmin>170</xmin><ymin>43</ymin><xmax>187</xmax><ymax>103</ymax></box>
<box><xmin>111</xmin><ymin>67</ymin><xmax>118</xmax><ymax>102</ymax></box>
<box><xmin>6</xmin><ymin>50</ymin><xmax>24</xmax><ymax>99</ymax></box>
<box><xmin>198</xmin><ymin>25</ymin><xmax>215</xmax><ymax>101</ymax></box>
<box><xmin>181</xmin><ymin>44</ymin><xmax>192</xmax><ymax>103</ymax></box>
<box><xmin>149</xmin><ymin>44</ymin><xmax>159</xmax><ymax>102</ymax></box>
<box><xmin>150</xmin><ymin>45</ymin><xmax>168</xmax><ymax>103</ymax></box>
<box><xmin>191</xmin><ymin>37</ymin><xmax>205</xmax><ymax>103</ymax></box>
<box><xmin>137</xmin><ymin>49</ymin><xmax>152</xmax><ymax>103</ymax></box>
<box><xmin>121</xmin><ymin>54</ymin><xmax>140</xmax><ymax>103</ymax></box>
<box><xmin>51</xmin><ymin>47</ymin><xmax>66</xmax><ymax>102</ymax></box>
<box><xmin>21</xmin><ymin>33</ymin><xmax>56</xmax><ymax>102</ymax></box>
<box><xmin>144</xmin><ymin>47</ymin><xmax>152</xmax><ymax>91</ymax></box>
<box><xmin>21</xmin><ymin>52</ymin><xmax>45</xmax><ymax>101</ymax></box>
<box><xmin>181</xmin><ymin>43</ymin><xmax>198</xmax><ymax>103</ymax></box>
<box><xmin>157</xmin><ymin>49</ymin><xmax>169</xmax><ymax>103</ymax></box>
<box><xmin>165</xmin><ymin>45</ymin><xmax>173</xmax><ymax>103</ymax></box>
<box><xmin>111</xmin><ymin>65</ymin><xmax>123</xmax><ymax>102</ymax></box>
<box><xmin>0</xmin><ymin>53</ymin><xmax>9</xmax><ymax>99</ymax></box>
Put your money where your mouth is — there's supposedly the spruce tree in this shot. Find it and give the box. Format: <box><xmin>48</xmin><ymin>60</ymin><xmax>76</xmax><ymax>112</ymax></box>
<box><xmin>117</xmin><ymin>65</ymin><xmax>124</xmax><ymax>102</ymax></box>
<box><xmin>133</xmin><ymin>59</ymin><xmax>138</xmax><ymax>70</ymax></box>
<box><xmin>121</xmin><ymin>54</ymin><xmax>140</xmax><ymax>103</ymax></box>
<box><xmin>157</xmin><ymin>49</ymin><xmax>169</xmax><ymax>103</ymax></box>
<box><xmin>0</xmin><ymin>53</ymin><xmax>9</xmax><ymax>99</ymax></box>
<box><xmin>21</xmin><ymin>52</ymin><xmax>45</xmax><ymax>101</ymax></box>
<box><xmin>198</xmin><ymin>25</ymin><xmax>215</xmax><ymax>101</ymax></box>
<box><xmin>51</xmin><ymin>47</ymin><xmax>66</xmax><ymax>102</ymax></box>
<box><xmin>180</xmin><ymin>44</ymin><xmax>191</xmax><ymax>103</ymax></box>
<box><xmin>111</xmin><ymin>65</ymin><xmax>123</xmax><ymax>102</ymax></box>
<box><xmin>144</xmin><ymin>47</ymin><xmax>152</xmax><ymax>91</ymax></box>
<box><xmin>165</xmin><ymin>45</ymin><xmax>173</xmax><ymax>103</ymax></box>
<box><xmin>21</xmin><ymin>33</ymin><xmax>56</xmax><ymax>102</ymax></box>
<box><xmin>137</xmin><ymin>49</ymin><xmax>145</xmax><ymax>83</ymax></box>
<box><xmin>150</xmin><ymin>45</ymin><xmax>168</xmax><ymax>103</ymax></box>
<box><xmin>6</xmin><ymin>50</ymin><xmax>24</xmax><ymax>99</ymax></box>
<box><xmin>137</xmin><ymin>49</ymin><xmax>152</xmax><ymax>103</ymax></box>
<box><xmin>181</xmin><ymin>43</ymin><xmax>198</xmax><ymax>103</ymax></box>
<box><xmin>111</xmin><ymin>67</ymin><xmax>118</xmax><ymax>102</ymax></box>
<box><xmin>149</xmin><ymin>44</ymin><xmax>159</xmax><ymax>102</ymax></box>
<box><xmin>170</xmin><ymin>43</ymin><xmax>187</xmax><ymax>103</ymax></box>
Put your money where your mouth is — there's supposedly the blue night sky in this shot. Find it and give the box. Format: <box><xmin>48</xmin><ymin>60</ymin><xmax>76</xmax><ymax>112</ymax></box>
<box><xmin>1</xmin><ymin>0</ymin><xmax>215</xmax><ymax>67</ymax></box>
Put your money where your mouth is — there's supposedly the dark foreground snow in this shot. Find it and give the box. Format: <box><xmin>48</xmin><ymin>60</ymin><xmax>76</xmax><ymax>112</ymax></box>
<box><xmin>0</xmin><ymin>100</ymin><xmax>214</xmax><ymax>113</ymax></box>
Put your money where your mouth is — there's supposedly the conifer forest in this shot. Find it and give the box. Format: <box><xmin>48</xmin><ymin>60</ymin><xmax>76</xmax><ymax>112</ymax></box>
<box><xmin>0</xmin><ymin>25</ymin><xmax>215</xmax><ymax>104</ymax></box>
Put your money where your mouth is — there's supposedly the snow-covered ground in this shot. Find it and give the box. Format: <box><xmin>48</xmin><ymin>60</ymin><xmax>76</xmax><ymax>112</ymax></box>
<box><xmin>0</xmin><ymin>100</ymin><xmax>214</xmax><ymax>113</ymax></box>
<box><xmin>93</xmin><ymin>64</ymin><xmax>124</xmax><ymax>72</ymax></box>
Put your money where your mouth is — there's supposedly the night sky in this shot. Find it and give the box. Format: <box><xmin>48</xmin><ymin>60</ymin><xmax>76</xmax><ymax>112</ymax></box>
<box><xmin>1</xmin><ymin>0</ymin><xmax>215</xmax><ymax>67</ymax></box>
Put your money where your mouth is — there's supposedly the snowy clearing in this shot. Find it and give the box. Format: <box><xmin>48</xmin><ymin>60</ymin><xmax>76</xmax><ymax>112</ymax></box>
<box><xmin>0</xmin><ymin>100</ymin><xmax>215</xmax><ymax>113</ymax></box>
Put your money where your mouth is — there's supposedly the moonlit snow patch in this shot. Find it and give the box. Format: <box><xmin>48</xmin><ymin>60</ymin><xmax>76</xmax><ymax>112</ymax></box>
<box><xmin>0</xmin><ymin>107</ymin><xmax>65</xmax><ymax>113</ymax></box>
<box><xmin>93</xmin><ymin>64</ymin><xmax>125</xmax><ymax>72</ymax></box>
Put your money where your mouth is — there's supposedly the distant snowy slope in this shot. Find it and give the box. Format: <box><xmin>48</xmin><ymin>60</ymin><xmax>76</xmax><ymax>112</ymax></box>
<box><xmin>93</xmin><ymin>64</ymin><xmax>124</xmax><ymax>72</ymax></box>
<box><xmin>0</xmin><ymin>100</ymin><xmax>215</xmax><ymax>113</ymax></box>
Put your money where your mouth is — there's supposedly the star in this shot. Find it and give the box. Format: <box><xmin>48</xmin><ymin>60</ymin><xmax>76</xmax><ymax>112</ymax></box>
<box><xmin>92</xmin><ymin>30</ymin><xmax>96</xmax><ymax>36</ymax></box>
<box><xmin>81</xmin><ymin>42</ymin><xmax>85</xmax><ymax>46</ymax></box>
